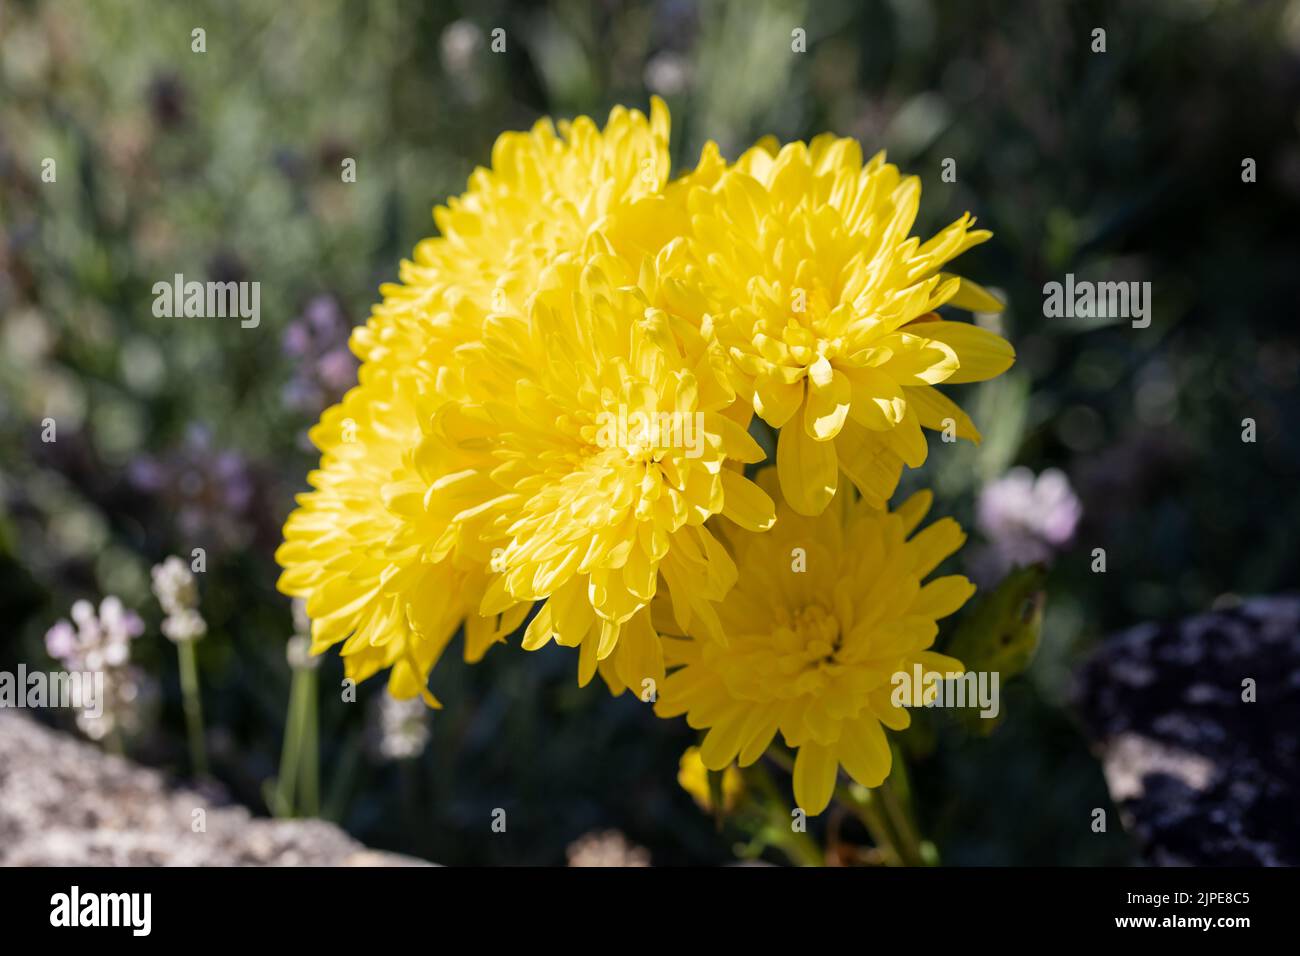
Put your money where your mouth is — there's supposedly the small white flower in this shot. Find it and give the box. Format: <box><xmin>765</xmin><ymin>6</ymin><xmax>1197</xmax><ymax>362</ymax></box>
<box><xmin>151</xmin><ymin>555</ymin><xmax>198</xmax><ymax>614</ymax></box>
<box><xmin>286</xmin><ymin>634</ymin><xmax>319</xmax><ymax>671</ymax></box>
<box><xmin>643</xmin><ymin>51</ymin><xmax>691</xmax><ymax>96</ymax></box>
<box><xmin>70</xmin><ymin>599</ymin><xmax>96</xmax><ymax>626</ymax></box>
<box><xmin>152</xmin><ymin>555</ymin><xmax>206</xmax><ymax>643</ymax></box>
<box><xmin>377</xmin><ymin>693</ymin><xmax>430</xmax><ymax>761</ymax></box>
<box><xmin>440</xmin><ymin>20</ymin><xmax>483</xmax><ymax>77</ymax></box>
<box><xmin>98</xmin><ymin>595</ymin><xmax>143</xmax><ymax>649</ymax></box>
<box><xmin>103</xmin><ymin>641</ymin><xmax>128</xmax><ymax>668</ymax></box>
<box><xmin>160</xmin><ymin>608</ymin><xmax>207</xmax><ymax>643</ymax></box>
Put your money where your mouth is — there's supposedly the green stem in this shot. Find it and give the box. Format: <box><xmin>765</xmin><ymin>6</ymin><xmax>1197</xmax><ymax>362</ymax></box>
<box><xmin>765</xmin><ymin>747</ymin><xmax>908</xmax><ymax>867</ymax></box>
<box><xmin>773</xmin><ymin>812</ymin><xmax>825</xmax><ymax>867</ymax></box>
<box><xmin>876</xmin><ymin>778</ymin><xmax>926</xmax><ymax>867</ymax></box>
<box><xmin>323</xmin><ymin>732</ymin><xmax>362</xmax><ymax>823</ymax></box>
<box><xmin>274</xmin><ymin>669</ymin><xmax>304</xmax><ymax>817</ymax></box>
<box><xmin>833</xmin><ymin>781</ymin><xmax>903</xmax><ymax>866</ymax></box>
<box><xmin>298</xmin><ymin>667</ymin><xmax>319</xmax><ymax>817</ymax></box>
<box><xmin>884</xmin><ymin>743</ymin><xmax>939</xmax><ymax>864</ymax></box>
<box><xmin>747</xmin><ymin>761</ymin><xmax>824</xmax><ymax>866</ymax></box>
<box><xmin>275</xmin><ymin>666</ymin><xmax>320</xmax><ymax>817</ymax></box>
<box><xmin>177</xmin><ymin>640</ymin><xmax>208</xmax><ymax>778</ymax></box>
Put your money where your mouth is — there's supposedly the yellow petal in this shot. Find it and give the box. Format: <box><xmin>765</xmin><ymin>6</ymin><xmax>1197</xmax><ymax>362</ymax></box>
<box><xmin>720</xmin><ymin>468</ymin><xmax>777</xmax><ymax>531</ymax></box>
<box><xmin>707</xmin><ymin>411</ymin><xmax>766</xmax><ymax>464</ymax></box>
<box><xmin>777</xmin><ymin>414</ymin><xmax>839</xmax><ymax>516</ymax></box>
<box><xmin>919</xmin><ymin>321</ymin><xmax>1015</xmax><ymax>384</ymax></box>
<box><xmin>905</xmin><ymin>517</ymin><xmax>967</xmax><ymax>578</ymax></box>
<box><xmin>833</xmin><ymin>419</ymin><xmax>903</xmax><ymax>509</ymax></box>
<box><xmin>893</xmin><ymin>489</ymin><xmax>933</xmax><ymax>536</ymax></box>
<box><xmin>940</xmin><ymin>274</ymin><xmax>1004</xmax><ymax>313</ymax></box>
<box><xmin>753</xmin><ymin>372</ymin><xmax>804</xmax><ymax>428</ymax></box>
<box><xmin>613</xmin><ymin>610</ymin><xmax>665</xmax><ymax>692</ymax></box>
<box><xmin>804</xmin><ymin>364</ymin><xmax>852</xmax><ymax>440</ymax></box>
<box><xmin>904</xmin><ymin>384</ymin><xmax>981</xmax><ymax>443</ymax></box>
<box><xmin>841</xmin><ymin>365</ymin><xmax>907</xmax><ymax>430</ymax></box>
<box><xmin>881</xmin><ymin>333</ymin><xmax>959</xmax><ymax>386</ymax></box>
<box><xmin>837</xmin><ymin>716</ymin><xmax>892</xmax><ymax>789</ymax></box>
<box><xmin>522</xmin><ymin>601</ymin><xmax>554</xmax><ymax>651</ymax></box>
<box><xmin>577</xmin><ymin>628</ymin><xmax>601</xmax><ymax>687</ymax></box>
<box><xmin>701</xmin><ymin>713</ymin><xmax>748</xmax><ymax>770</ymax></box>
<box><xmin>792</xmin><ymin>742</ymin><xmax>838</xmax><ymax>815</ymax></box>
<box><xmin>909</xmin><ymin>575</ymin><xmax>976</xmax><ymax>619</ymax></box>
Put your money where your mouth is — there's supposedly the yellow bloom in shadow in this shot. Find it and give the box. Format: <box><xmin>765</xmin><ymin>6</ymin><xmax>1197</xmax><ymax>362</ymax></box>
<box><xmin>655</xmin><ymin>467</ymin><xmax>974</xmax><ymax>814</ymax></box>
<box><xmin>678</xmin><ymin>746</ymin><xmax>745</xmax><ymax>814</ymax></box>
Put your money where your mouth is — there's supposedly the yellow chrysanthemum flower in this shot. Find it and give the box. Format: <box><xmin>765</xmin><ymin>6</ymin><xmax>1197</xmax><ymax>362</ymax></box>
<box><xmin>352</xmin><ymin>98</ymin><xmax>674</xmax><ymax>368</ymax></box>
<box><xmin>274</xmin><ymin>368</ymin><xmax>528</xmax><ymax>705</ymax></box>
<box><xmin>678</xmin><ymin>746</ymin><xmax>745</xmax><ymax>813</ymax></box>
<box><xmin>277</xmin><ymin>100</ymin><xmax>696</xmax><ymax>702</ymax></box>
<box><xmin>681</xmin><ymin>136</ymin><xmax>1015</xmax><ymax>514</ymax></box>
<box><xmin>654</xmin><ymin>467</ymin><xmax>973</xmax><ymax>815</ymax></box>
<box><xmin>401</xmin><ymin>243</ymin><xmax>776</xmax><ymax>690</ymax></box>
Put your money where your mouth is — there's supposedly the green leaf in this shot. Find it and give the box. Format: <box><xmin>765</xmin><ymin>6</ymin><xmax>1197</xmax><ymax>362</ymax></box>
<box><xmin>942</xmin><ymin>564</ymin><xmax>1047</xmax><ymax>735</ymax></box>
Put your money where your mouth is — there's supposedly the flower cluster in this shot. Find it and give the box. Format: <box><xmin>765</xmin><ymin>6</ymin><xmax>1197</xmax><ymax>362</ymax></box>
<box><xmin>151</xmin><ymin>555</ymin><xmax>207</xmax><ymax>643</ymax></box>
<box><xmin>45</xmin><ymin>597</ymin><xmax>143</xmax><ymax>672</ymax></box>
<box><xmin>281</xmin><ymin>295</ymin><xmax>359</xmax><ymax>416</ymax></box>
<box><xmin>277</xmin><ymin>100</ymin><xmax>1014</xmax><ymax>812</ymax></box>
<box><xmin>45</xmin><ymin>597</ymin><xmax>151</xmax><ymax>741</ymax></box>
<box><xmin>976</xmin><ymin>466</ymin><xmax>1082</xmax><ymax>572</ymax></box>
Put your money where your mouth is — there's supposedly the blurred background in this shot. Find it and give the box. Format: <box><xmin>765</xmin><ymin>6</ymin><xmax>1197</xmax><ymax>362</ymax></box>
<box><xmin>2</xmin><ymin>0</ymin><xmax>1298</xmax><ymax>865</ymax></box>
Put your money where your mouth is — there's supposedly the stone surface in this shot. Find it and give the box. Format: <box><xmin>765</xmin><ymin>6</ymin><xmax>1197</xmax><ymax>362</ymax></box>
<box><xmin>1073</xmin><ymin>596</ymin><xmax>1300</xmax><ymax>865</ymax></box>
<box><xmin>0</xmin><ymin>711</ymin><xmax>431</xmax><ymax>866</ymax></box>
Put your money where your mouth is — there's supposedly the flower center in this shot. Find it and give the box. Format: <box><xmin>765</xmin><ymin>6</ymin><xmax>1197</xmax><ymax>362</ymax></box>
<box><xmin>774</xmin><ymin>604</ymin><xmax>842</xmax><ymax>666</ymax></box>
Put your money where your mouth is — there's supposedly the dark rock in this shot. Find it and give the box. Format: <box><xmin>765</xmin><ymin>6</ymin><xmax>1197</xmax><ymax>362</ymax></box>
<box><xmin>1073</xmin><ymin>596</ymin><xmax>1300</xmax><ymax>865</ymax></box>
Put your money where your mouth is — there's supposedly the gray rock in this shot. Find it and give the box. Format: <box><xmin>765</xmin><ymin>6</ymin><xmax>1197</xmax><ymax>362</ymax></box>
<box><xmin>0</xmin><ymin>712</ymin><xmax>432</xmax><ymax>866</ymax></box>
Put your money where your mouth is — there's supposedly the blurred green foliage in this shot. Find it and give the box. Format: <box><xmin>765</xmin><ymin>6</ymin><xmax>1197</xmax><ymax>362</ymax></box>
<box><xmin>2</xmin><ymin>0</ymin><xmax>1298</xmax><ymax>864</ymax></box>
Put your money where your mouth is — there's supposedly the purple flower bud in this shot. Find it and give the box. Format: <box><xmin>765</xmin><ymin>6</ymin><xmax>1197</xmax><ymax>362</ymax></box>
<box><xmin>282</xmin><ymin>321</ymin><xmax>311</xmax><ymax>357</ymax></box>
<box><xmin>45</xmin><ymin>620</ymin><xmax>76</xmax><ymax>661</ymax></box>
<box><xmin>304</xmin><ymin>295</ymin><xmax>344</xmax><ymax>334</ymax></box>
<box><xmin>317</xmin><ymin>348</ymin><xmax>358</xmax><ymax>391</ymax></box>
